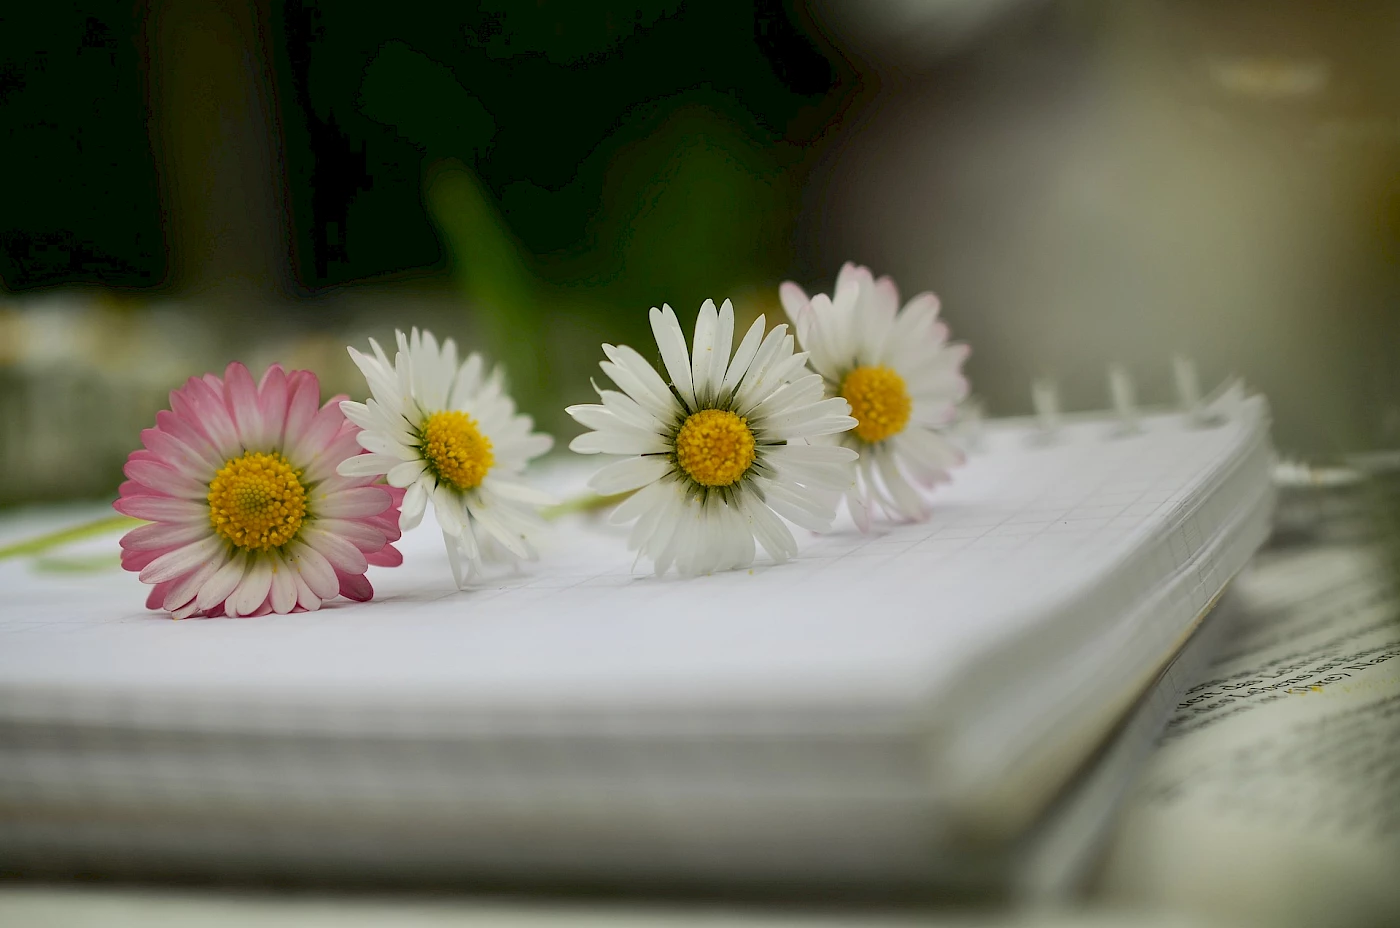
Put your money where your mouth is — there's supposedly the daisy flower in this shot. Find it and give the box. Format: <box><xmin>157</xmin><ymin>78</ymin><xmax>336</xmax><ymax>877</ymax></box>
<box><xmin>780</xmin><ymin>262</ymin><xmax>970</xmax><ymax>529</ymax></box>
<box><xmin>566</xmin><ymin>299</ymin><xmax>858</xmax><ymax>577</ymax></box>
<box><xmin>337</xmin><ymin>329</ymin><xmax>555</xmax><ymax>588</ymax></box>
<box><xmin>114</xmin><ymin>363</ymin><xmax>405</xmax><ymax>619</ymax></box>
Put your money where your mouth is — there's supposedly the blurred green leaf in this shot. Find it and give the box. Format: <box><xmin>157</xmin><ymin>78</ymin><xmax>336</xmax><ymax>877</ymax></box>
<box><xmin>425</xmin><ymin>161</ymin><xmax>549</xmax><ymax>418</ymax></box>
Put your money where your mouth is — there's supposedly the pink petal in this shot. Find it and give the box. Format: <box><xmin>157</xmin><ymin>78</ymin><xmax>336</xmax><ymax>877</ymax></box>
<box><xmin>282</xmin><ymin>370</ymin><xmax>321</xmax><ymax>447</ymax></box>
<box><xmin>116</xmin><ymin>480</ymin><xmax>173</xmax><ymax>502</ymax></box>
<box><xmin>115</xmin><ymin>495</ymin><xmax>207</xmax><ymax>522</ymax></box>
<box><xmin>139</xmin><ymin>536</ymin><xmax>221</xmax><ymax>584</ymax></box>
<box><xmin>364</xmin><ymin>509</ymin><xmax>403</xmax><ymax>543</ymax></box>
<box><xmin>155</xmin><ymin>410</ymin><xmax>225</xmax><ymax>470</ymax></box>
<box><xmin>315</xmin><ymin>518</ymin><xmax>386</xmax><ymax>554</ymax></box>
<box><xmin>224</xmin><ymin>362</ymin><xmax>267</xmax><ymax>450</ymax></box>
<box><xmin>123</xmin><ymin>459</ymin><xmax>206</xmax><ymax>500</ymax></box>
<box><xmin>286</xmin><ymin>541</ymin><xmax>339</xmax><ymax>600</ymax></box>
<box><xmin>315</xmin><ymin>486</ymin><xmax>392</xmax><ymax>519</ymax></box>
<box><xmin>145</xmin><ymin>581</ymin><xmax>172</xmax><ymax>611</ymax></box>
<box><xmin>287</xmin><ymin>400</ymin><xmax>346</xmax><ymax>469</ymax></box>
<box><xmin>258</xmin><ymin>364</ymin><xmax>289</xmax><ymax>442</ymax></box>
<box><xmin>336</xmin><ymin>569</ymin><xmax>374</xmax><ymax>602</ymax></box>
<box><xmin>176</xmin><ymin>376</ymin><xmax>241</xmax><ymax>456</ymax></box>
<box><xmin>120</xmin><ymin>520</ymin><xmax>209</xmax><ymax>552</ymax></box>
<box><xmin>301</xmin><ymin>427</ymin><xmax>364</xmax><ymax>485</ymax></box>
<box><xmin>140</xmin><ymin>428</ymin><xmax>214</xmax><ymax>480</ymax></box>
<box><xmin>365</xmin><ymin>544</ymin><xmax>403</xmax><ymax>568</ymax></box>
<box><xmin>122</xmin><ymin>544</ymin><xmax>169</xmax><ymax>572</ymax></box>
<box><xmin>300</xmin><ymin>526</ymin><xmax>369</xmax><ymax>575</ymax></box>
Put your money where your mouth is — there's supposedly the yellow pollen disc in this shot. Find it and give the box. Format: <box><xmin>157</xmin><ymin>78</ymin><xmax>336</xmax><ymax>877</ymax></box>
<box><xmin>841</xmin><ymin>365</ymin><xmax>912</xmax><ymax>443</ymax></box>
<box><xmin>421</xmin><ymin>410</ymin><xmax>494</xmax><ymax>491</ymax></box>
<box><xmin>207</xmin><ymin>451</ymin><xmax>308</xmax><ymax>551</ymax></box>
<box><xmin>674</xmin><ymin>408</ymin><xmax>756</xmax><ymax>488</ymax></box>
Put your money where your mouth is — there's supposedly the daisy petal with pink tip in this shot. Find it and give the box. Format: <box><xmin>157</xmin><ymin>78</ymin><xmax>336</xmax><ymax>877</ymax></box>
<box><xmin>115</xmin><ymin>363</ymin><xmax>404</xmax><ymax>619</ymax></box>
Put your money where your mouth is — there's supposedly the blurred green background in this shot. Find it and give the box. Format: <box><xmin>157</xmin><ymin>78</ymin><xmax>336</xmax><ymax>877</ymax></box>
<box><xmin>2</xmin><ymin>0</ymin><xmax>1399</xmax><ymax>505</ymax></box>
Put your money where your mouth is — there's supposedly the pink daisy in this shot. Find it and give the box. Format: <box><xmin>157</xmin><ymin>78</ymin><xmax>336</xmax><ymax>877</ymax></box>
<box><xmin>114</xmin><ymin>362</ymin><xmax>405</xmax><ymax>619</ymax></box>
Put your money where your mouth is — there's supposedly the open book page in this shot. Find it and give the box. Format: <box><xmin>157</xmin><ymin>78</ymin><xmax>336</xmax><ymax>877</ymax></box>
<box><xmin>1096</xmin><ymin>544</ymin><xmax>1400</xmax><ymax>927</ymax></box>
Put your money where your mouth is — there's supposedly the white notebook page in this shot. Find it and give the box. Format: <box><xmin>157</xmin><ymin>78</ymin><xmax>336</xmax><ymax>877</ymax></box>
<box><xmin>0</xmin><ymin>397</ymin><xmax>1271</xmax><ymax>732</ymax></box>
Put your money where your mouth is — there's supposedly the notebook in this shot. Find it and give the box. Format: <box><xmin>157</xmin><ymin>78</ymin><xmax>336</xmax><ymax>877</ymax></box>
<box><xmin>0</xmin><ymin>385</ymin><xmax>1275</xmax><ymax>892</ymax></box>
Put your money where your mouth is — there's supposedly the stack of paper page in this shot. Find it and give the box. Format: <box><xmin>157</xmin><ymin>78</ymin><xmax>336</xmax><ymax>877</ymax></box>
<box><xmin>0</xmin><ymin>390</ymin><xmax>1275</xmax><ymax>892</ymax></box>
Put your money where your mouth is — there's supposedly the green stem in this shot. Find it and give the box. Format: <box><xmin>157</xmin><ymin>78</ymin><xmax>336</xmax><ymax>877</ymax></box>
<box><xmin>0</xmin><ymin>515</ymin><xmax>141</xmax><ymax>561</ymax></box>
<box><xmin>541</xmin><ymin>490</ymin><xmax>633</xmax><ymax>520</ymax></box>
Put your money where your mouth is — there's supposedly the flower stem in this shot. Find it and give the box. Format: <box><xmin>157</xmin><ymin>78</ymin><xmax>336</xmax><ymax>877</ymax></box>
<box><xmin>0</xmin><ymin>515</ymin><xmax>141</xmax><ymax>561</ymax></box>
<box><xmin>541</xmin><ymin>490</ymin><xmax>634</xmax><ymax>521</ymax></box>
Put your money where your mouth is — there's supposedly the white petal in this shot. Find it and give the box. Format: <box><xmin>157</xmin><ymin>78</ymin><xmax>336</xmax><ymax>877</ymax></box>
<box><xmin>356</xmin><ymin>431</ymin><xmax>416</xmax><ymax>460</ymax></box>
<box><xmin>387</xmin><ymin>459</ymin><xmax>428</xmax><ymax>488</ymax></box>
<box><xmin>465</xmin><ymin>495</ymin><xmax>531</xmax><ymax>559</ymax></box>
<box><xmin>197</xmin><ymin>552</ymin><xmax>250</xmax><ymax>610</ymax></box>
<box><xmin>347</xmin><ymin>346</ymin><xmax>403</xmax><ymax>410</ymax></box>
<box><xmin>734</xmin><ymin>328</ymin><xmax>795</xmax><ymax>411</ymax></box>
<box><xmin>439</xmin><ymin>531</ymin><xmax>466</xmax><ymax>589</ymax></box>
<box><xmin>873</xmin><ymin>445</ymin><xmax>926</xmax><ymax>520</ymax></box>
<box><xmin>400</xmin><ymin>480</ymin><xmax>430</xmax><ymax>531</ymax></box>
<box><xmin>565</xmin><ymin>404</ymin><xmax>632</xmax><ymax>434</ymax></box>
<box><xmin>709</xmin><ymin>300</ymin><xmax>735</xmax><ymax>403</ymax></box>
<box><xmin>608</xmin><ymin>479</ymin><xmax>668</xmax><ymax>526</ymax></box>
<box><xmin>269</xmin><ymin>552</ymin><xmax>298</xmax><ymax>614</ymax></box>
<box><xmin>161</xmin><ymin>558</ymin><xmax>221</xmax><ymax>612</ymax></box>
<box><xmin>649</xmin><ymin>304</ymin><xmax>696</xmax><ymax>410</ymax></box>
<box><xmin>447</xmin><ymin>353</ymin><xmax>486</xmax><ymax>411</ymax></box>
<box><xmin>718</xmin><ymin>314</ymin><xmax>766</xmax><ymax>402</ymax></box>
<box><xmin>433</xmin><ymin>485</ymin><xmax>465</xmax><ymax>536</ymax></box>
<box><xmin>778</xmin><ymin>281</ymin><xmax>808</xmax><ymax>320</ymax></box>
<box><xmin>600</xmin><ymin>346</ymin><xmax>681</xmax><ymax>422</ymax></box>
<box><xmin>759</xmin><ymin>396</ymin><xmax>855</xmax><ymax>436</ymax></box>
<box><xmin>690</xmin><ymin>299</ymin><xmax>718</xmax><ymax>405</ymax></box>
<box><xmin>228</xmin><ymin>556</ymin><xmax>274</xmax><ymax>617</ymax></box>
<box><xmin>587</xmin><ymin>455</ymin><xmax>672</xmax><ymax>495</ymax></box>
<box><xmin>138</xmin><ymin>535</ymin><xmax>222</xmax><ymax>585</ymax></box>
<box><xmin>756</xmin><ymin>478</ymin><xmax>838</xmax><ymax>533</ymax></box>
<box><xmin>336</xmin><ymin>453</ymin><xmax>399</xmax><ymax>477</ymax></box>
<box><xmin>292</xmin><ymin>571</ymin><xmax>322</xmax><ymax>611</ymax></box>
<box><xmin>569</xmin><ymin>428</ymin><xmax>669</xmax><ymax>456</ymax></box>
<box><xmin>742</xmin><ymin>487</ymin><xmax>798</xmax><ymax>562</ymax></box>
<box><xmin>287</xmin><ymin>541</ymin><xmax>338</xmax><ymax>601</ymax></box>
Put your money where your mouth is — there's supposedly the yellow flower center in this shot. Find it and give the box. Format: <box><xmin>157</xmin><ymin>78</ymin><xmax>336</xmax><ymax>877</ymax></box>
<box><xmin>840</xmin><ymin>365</ymin><xmax>912</xmax><ymax>443</ymax></box>
<box><xmin>207</xmin><ymin>451</ymin><xmax>308</xmax><ymax>551</ymax></box>
<box><xmin>674</xmin><ymin>408</ymin><xmax>756</xmax><ymax>488</ymax></box>
<box><xmin>421</xmin><ymin>410</ymin><xmax>494</xmax><ymax>491</ymax></box>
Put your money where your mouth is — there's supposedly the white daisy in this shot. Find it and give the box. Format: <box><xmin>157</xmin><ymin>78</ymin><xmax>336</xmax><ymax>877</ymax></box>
<box><xmin>338</xmin><ymin>328</ymin><xmax>555</xmax><ymax>588</ymax></box>
<box><xmin>780</xmin><ymin>262</ymin><xmax>970</xmax><ymax>529</ymax></box>
<box><xmin>566</xmin><ymin>299</ymin><xmax>858</xmax><ymax>577</ymax></box>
